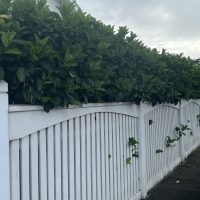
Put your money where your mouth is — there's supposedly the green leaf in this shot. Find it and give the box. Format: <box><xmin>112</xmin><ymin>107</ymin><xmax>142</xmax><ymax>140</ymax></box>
<box><xmin>1</xmin><ymin>31</ymin><xmax>16</xmax><ymax>48</ymax></box>
<box><xmin>42</xmin><ymin>96</ymin><xmax>51</xmax><ymax>103</ymax></box>
<box><xmin>128</xmin><ymin>137</ymin><xmax>139</xmax><ymax>146</ymax></box>
<box><xmin>4</xmin><ymin>48</ymin><xmax>21</xmax><ymax>55</ymax></box>
<box><xmin>16</xmin><ymin>67</ymin><xmax>25</xmax><ymax>82</ymax></box>
<box><xmin>126</xmin><ymin>157</ymin><xmax>131</xmax><ymax>164</ymax></box>
<box><xmin>0</xmin><ymin>67</ymin><xmax>5</xmax><ymax>80</ymax></box>
<box><xmin>156</xmin><ymin>149</ymin><xmax>163</xmax><ymax>154</ymax></box>
<box><xmin>1</xmin><ymin>32</ymin><xmax>9</xmax><ymax>48</ymax></box>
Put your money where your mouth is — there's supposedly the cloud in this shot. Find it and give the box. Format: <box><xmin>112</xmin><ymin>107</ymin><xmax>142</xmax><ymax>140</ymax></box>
<box><xmin>76</xmin><ymin>0</ymin><xmax>200</xmax><ymax>58</ymax></box>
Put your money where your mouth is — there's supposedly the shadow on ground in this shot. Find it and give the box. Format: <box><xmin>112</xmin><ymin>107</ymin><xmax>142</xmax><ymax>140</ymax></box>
<box><xmin>145</xmin><ymin>148</ymin><xmax>200</xmax><ymax>200</ymax></box>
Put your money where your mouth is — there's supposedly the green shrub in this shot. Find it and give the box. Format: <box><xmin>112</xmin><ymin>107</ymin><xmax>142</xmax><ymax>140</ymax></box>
<box><xmin>0</xmin><ymin>0</ymin><xmax>199</xmax><ymax>111</ymax></box>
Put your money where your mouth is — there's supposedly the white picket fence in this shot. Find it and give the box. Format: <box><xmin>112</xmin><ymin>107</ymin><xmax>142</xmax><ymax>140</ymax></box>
<box><xmin>0</xmin><ymin>81</ymin><xmax>200</xmax><ymax>200</ymax></box>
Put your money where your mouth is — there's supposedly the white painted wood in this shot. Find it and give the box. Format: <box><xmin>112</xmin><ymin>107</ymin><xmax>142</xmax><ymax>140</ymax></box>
<box><xmin>68</xmin><ymin>119</ymin><xmax>75</xmax><ymax>200</ymax></box>
<box><xmin>62</xmin><ymin>121</ymin><xmax>68</xmax><ymax>200</ymax></box>
<box><xmin>9</xmin><ymin>104</ymin><xmax>139</xmax><ymax>140</ymax></box>
<box><xmin>134</xmin><ymin>118</ymin><xmax>139</xmax><ymax>193</ymax></box>
<box><xmin>96</xmin><ymin>113</ymin><xmax>102</xmax><ymax>200</ymax></box>
<box><xmin>0</xmin><ymin>81</ymin><xmax>9</xmax><ymax>200</ymax></box>
<box><xmin>128</xmin><ymin>116</ymin><xmax>133</xmax><ymax>197</ymax></box>
<box><xmin>126</xmin><ymin>115</ymin><xmax>131</xmax><ymax>199</ymax></box>
<box><xmin>75</xmin><ymin>117</ymin><xmax>81</xmax><ymax>200</ymax></box>
<box><xmin>104</xmin><ymin>113</ymin><xmax>110</xmax><ymax>200</ymax></box>
<box><xmin>116</xmin><ymin>114</ymin><xmax>121</xmax><ymax>200</ymax></box>
<box><xmin>10</xmin><ymin>140</ymin><xmax>20</xmax><ymax>200</ymax></box>
<box><xmin>112</xmin><ymin>114</ymin><xmax>117</xmax><ymax>200</ymax></box>
<box><xmin>47</xmin><ymin>126</ymin><xmax>55</xmax><ymax>200</ymax></box>
<box><xmin>86</xmin><ymin>114</ymin><xmax>92</xmax><ymax>200</ymax></box>
<box><xmin>81</xmin><ymin>116</ymin><xmax>87</xmax><ymax>200</ymax></box>
<box><xmin>100</xmin><ymin>113</ymin><xmax>106</xmax><ymax>200</ymax></box>
<box><xmin>55</xmin><ymin>124</ymin><xmax>62</xmax><ymax>200</ymax></box>
<box><xmin>122</xmin><ymin>115</ymin><xmax>127</xmax><ymax>200</ymax></box>
<box><xmin>119</xmin><ymin>114</ymin><xmax>125</xmax><ymax>200</ymax></box>
<box><xmin>7</xmin><ymin>100</ymin><xmax>200</xmax><ymax>200</ymax></box>
<box><xmin>21</xmin><ymin>136</ymin><xmax>30</xmax><ymax>200</ymax></box>
<box><xmin>30</xmin><ymin>132</ymin><xmax>39</xmax><ymax>200</ymax></box>
<box><xmin>108</xmin><ymin>113</ymin><xmax>114</xmax><ymax>200</ymax></box>
<box><xmin>39</xmin><ymin>129</ymin><xmax>47</xmax><ymax>200</ymax></box>
<box><xmin>91</xmin><ymin>113</ymin><xmax>97</xmax><ymax>200</ymax></box>
<box><xmin>138</xmin><ymin>104</ymin><xmax>147</xmax><ymax>198</ymax></box>
<box><xmin>179</xmin><ymin>101</ymin><xmax>185</xmax><ymax>161</ymax></box>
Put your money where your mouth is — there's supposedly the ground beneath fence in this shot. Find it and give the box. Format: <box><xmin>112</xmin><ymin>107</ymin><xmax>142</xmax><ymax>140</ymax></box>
<box><xmin>145</xmin><ymin>148</ymin><xmax>200</xmax><ymax>200</ymax></box>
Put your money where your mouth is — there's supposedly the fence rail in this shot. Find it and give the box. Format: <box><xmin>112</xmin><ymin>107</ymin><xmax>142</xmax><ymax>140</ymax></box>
<box><xmin>0</xmin><ymin>81</ymin><xmax>200</xmax><ymax>200</ymax></box>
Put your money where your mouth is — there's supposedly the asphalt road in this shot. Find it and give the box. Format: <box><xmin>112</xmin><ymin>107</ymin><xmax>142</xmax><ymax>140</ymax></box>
<box><xmin>145</xmin><ymin>148</ymin><xmax>200</xmax><ymax>200</ymax></box>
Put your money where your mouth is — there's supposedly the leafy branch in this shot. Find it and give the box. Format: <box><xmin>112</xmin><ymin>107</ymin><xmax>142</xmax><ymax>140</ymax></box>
<box><xmin>126</xmin><ymin>137</ymin><xmax>139</xmax><ymax>164</ymax></box>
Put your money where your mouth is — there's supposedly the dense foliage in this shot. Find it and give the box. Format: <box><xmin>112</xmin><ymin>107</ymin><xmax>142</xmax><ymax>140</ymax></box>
<box><xmin>0</xmin><ymin>0</ymin><xmax>199</xmax><ymax>111</ymax></box>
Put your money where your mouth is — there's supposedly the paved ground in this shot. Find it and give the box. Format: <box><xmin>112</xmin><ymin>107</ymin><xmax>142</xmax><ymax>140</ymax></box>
<box><xmin>145</xmin><ymin>148</ymin><xmax>200</xmax><ymax>200</ymax></box>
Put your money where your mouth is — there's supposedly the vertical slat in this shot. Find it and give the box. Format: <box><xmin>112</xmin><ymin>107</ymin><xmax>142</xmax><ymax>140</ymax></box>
<box><xmin>30</xmin><ymin>132</ymin><xmax>39</xmax><ymax>200</ymax></box>
<box><xmin>62</xmin><ymin>121</ymin><xmax>68</xmax><ymax>200</ymax></box>
<box><xmin>91</xmin><ymin>113</ymin><xmax>97</xmax><ymax>200</ymax></box>
<box><xmin>55</xmin><ymin>124</ymin><xmax>62</xmax><ymax>200</ymax></box>
<box><xmin>86</xmin><ymin>115</ymin><xmax>92</xmax><ymax>200</ymax></box>
<box><xmin>81</xmin><ymin>116</ymin><xmax>87</xmax><ymax>200</ymax></box>
<box><xmin>133</xmin><ymin>118</ymin><xmax>137</xmax><ymax>193</ymax></box>
<box><xmin>75</xmin><ymin>117</ymin><xmax>81</xmax><ymax>200</ymax></box>
<box><xmin>119</xmin><ymin>114</ymin><xmax>124</xmax><ymax>200</ymax></box>
<box><xmin>126</xmin><ymin>115</ymin><xmax>131</xmax><ymax>198</ymax></box>
<box><xmin>47</xmin><ymin>126</ymin><xmax>54</xmax><ymax>200</ymax></box>
<box><xmin>108</xmin><ymin>113</ymin><xmax>114</xmax><ymax>200</ymax></box>
<box><xmin>116</xmin><ymin>114</ymin><xmax>121</xmax><ymax>200</ymax></box>
<box><xmin>21</xmin><ymin>136</ymin><xmax>30</xmax><ymax>200</ymax></box>
<box><xmin>95</xmin><ymin>113</ymin><xmax>101</xmax><ymax>200</ymax></box>
<box><xmin>123</xmin><ymin>115</ymin><xmax>127</xmax><ymax>200</ymax></box>
<box><xmin>104</xmin><ymin>113</ymin><xmax>110</xmax><ymax>200</ymax></box>
<box><xmin>100</xmin><ymin>113</ymin><xmax>106</xmax><ymax>200</ymax></box>
<box><xmin>112</xmin><ymin>114</ymin><xmax>117</xmax><ymax>200</ymax></box>
<box><xmin>39</xmin><ymin>129</ymin><xmax>47</xmax><ymax>200</ymax></box>
<box><xmin>10</xmin><ymin>140</ymin><xmax>20</xmax><ymax>200</ymax></box>
<box><xmin>149</xmin><ymin>111</ymin><xmax>153</xmax><ymax>182</ymax></box>
<box><xmin>68</xmin><ymin>119</ymin><xmax>75</xmax><ymax>200</ymax></box>
<box><xmin>128</xmin><ymin>116</ymin><xmax>133</xmax><ymax>197</ymax></box>
<box><xmin>123</xmin><ymin>115</ymin><xmax>129</xmax><ymax>199</ymax></box>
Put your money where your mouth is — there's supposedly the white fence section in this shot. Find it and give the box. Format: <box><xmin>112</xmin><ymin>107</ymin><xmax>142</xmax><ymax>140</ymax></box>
<box><xmin>0</xmin><ymin>81</ymin><xmax>200</xmax><ymax>200</ymax></box>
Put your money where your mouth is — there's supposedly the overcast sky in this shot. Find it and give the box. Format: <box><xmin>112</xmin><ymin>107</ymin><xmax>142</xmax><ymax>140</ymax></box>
<box><xmin>75</xmin><ymin>0</ymin><xmax>200</xmax><ymax>59</ymax></box>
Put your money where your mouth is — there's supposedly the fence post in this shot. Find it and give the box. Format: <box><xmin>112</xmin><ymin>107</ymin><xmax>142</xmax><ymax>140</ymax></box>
<box><xmin>138</xmin><ymin>103</ymin><xmax>147</xmax><ymax>199</ymax></box>
<box><xmin>179</xmin><ymin>101</ymin><xmax>185</xmax><ymax>162</ymax></box>
<box><xmin>0</xmin><ymin>81</ymin><xmax>10</xmax><ymax>200</ymax></box>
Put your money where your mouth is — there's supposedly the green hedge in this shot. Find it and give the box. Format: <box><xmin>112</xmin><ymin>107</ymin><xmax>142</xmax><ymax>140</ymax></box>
<box><xmin>0</xmin><ymin>0</ymin><xmax>199</xmax><ymax>111</ymax></box>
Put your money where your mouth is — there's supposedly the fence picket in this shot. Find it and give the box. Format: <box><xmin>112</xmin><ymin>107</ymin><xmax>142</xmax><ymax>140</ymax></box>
<box><xmin>62</xmin><ymin>121</ymin><xmax>69</xmax><ymax>200</ymax></box>
<box><xmin>86</xmin><ymin>115</ymin><xmax>92</xmax><ymax>200</ymax></box>
<box><xmin>68</xmin><ymin>119</ymin><xmax>75</xmax><ymax>200</ymax></box>
<box><xmin>55</xmin><ymin>124</ymin><xmax>62</xmax><ymax>200</ymax></box>
<box><xmin>30</xmin><ymin>132</ymin><xmax>39</xmax><ymax>200</ymax></box>
<box><xmin>21</xmin><ymin>136</ymin><xmax>30</xmax><ymax>200</ymax></box>
<box><xmin>75</xmin><ymin>117</ymin><xmax>81</xmax><ymax>200</ymax></box>
<box><xmin>10</xmin><ymin>140</ymin><xmax>20</xmax><ymax>200</ymax></box>
<box><xmin>39</xmin><ymin>129</ymin><xmax>47</xmax><ymax>200</ymax></box>
<box><xmin>47</xmin><ymin>126</ymin><xmax>55</xmax><ymax>200</ymax></box>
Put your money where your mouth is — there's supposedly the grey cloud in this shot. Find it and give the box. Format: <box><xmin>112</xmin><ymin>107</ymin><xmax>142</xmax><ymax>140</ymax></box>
<box><xmin>76</xmin><ymin>0</ymin><xmax>200</xmax><ymax>58</ymax></box>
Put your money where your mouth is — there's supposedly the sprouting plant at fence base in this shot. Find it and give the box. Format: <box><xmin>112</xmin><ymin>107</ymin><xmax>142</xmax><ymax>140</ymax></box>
<box><xmin>126</xmin><ymin>137</ymin><xmax>139</xmax><ymax>164</ymax></box>
<box><xmin>166</xmin><ymin>123</ymin><xmax>193</xmax><ymax>148</ymax></box>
